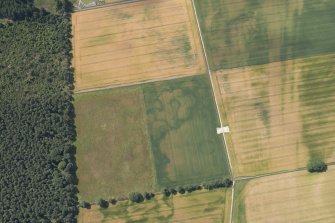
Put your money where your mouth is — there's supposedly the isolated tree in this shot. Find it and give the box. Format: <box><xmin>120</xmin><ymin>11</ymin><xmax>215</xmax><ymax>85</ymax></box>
<box><xmin>307</xmin><ymin>161</ymin><xmax>327</xmax><ymax>173</ymax></box>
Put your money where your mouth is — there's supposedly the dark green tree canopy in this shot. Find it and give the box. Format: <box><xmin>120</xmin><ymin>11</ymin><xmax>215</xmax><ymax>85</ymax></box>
<box><xmin>0</xmin><ymin>0</ymin><xmax>35</xmax><ymax>20</ymax></box>
<box><xmin>128</xmin><ymin>192</ymin><xmax>145</xmax><ymax>203</ymax></box>
<box><xmin>96</xmin><ymin>199</ymin><xmax>109</xmax><ymax>209</ymax></box>
<box><xmin>308</xmin><ymin>161</ymin><xmax>327</xmax><ymax>173</ymax></box>
<box><xmin>0</xmin><ymin>6</ymin><xmax>77</xmax><ymax>223</ymax></box>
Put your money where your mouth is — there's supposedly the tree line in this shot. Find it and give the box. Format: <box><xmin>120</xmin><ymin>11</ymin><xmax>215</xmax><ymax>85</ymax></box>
<box><xmin>0</xmin><ymin>1</ymin><xmax>77</xmax><ymax>222</ymax></box>
<box><xmin>81</xmin><ymin>179</ymin><xmax>233</xmax><ymax>209</ymax></box>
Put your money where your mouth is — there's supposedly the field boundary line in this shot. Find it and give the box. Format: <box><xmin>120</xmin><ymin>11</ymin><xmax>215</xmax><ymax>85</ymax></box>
<box><xmin>235</xmin><ymin>161</ymin><xmax>335</xmax><ymax>182</ymax></box>
<box><xmin>74</xmin><ymin>0</ymin><xmax>145</xmax><ymax>12</ymax></box>
<box><xmin>190</xmin><ymin>0</ymin><xmax>234</xmax><ymax>179</ymax></box>
<box><xmin>74</xmin><ymin>73</ymin><xmax>204</xmax><ymax>94</ymax></box>
<box><xmin>190</xmin><ymin>1</ymin><xmax>235</xmax><ymax>222</ymax></box>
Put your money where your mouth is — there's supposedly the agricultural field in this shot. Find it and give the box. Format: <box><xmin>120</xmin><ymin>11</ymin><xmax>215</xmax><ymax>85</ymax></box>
<box><xmin>212</xmin><ymin>54</ymin><xmax>335</xmax><ymax>176</ymax></box>
<box><xmin>144</xmin><ymin>75</ymin><xmax>230</xmax><ymax>188</ymax></box>
<box><xmin>194</xmin><ymin>0</ymin><xmax>335</xmax><ymax>70</ymax></box>
<box><xmin>75</xmin><ymin>87</ymin><xmax>154</xmax><ymax>202</ymax></box>
<box><xmin>233</xmin><ymin>166</ymin><xmax>335</xmax><ymax>223</ymax></box>
<box><xmin>78</xmin><ymin>189</ymin><xmax>232</xmax><ymax>223</ymax></box>
<box><xmin>75</xmin><ymin>75</ymin><xmax>230</xmax><ymax>201</ymax></box>
<box><xmin>72</xmin><ymin>0</ymin><xmax>206</xmax><ymax>91</ymax></box>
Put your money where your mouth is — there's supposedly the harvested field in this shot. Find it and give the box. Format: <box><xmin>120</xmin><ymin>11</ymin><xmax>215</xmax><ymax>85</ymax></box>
<box><xmin>144</xmin><ymin>75</ymin><xmax>230</xmax><ymax>188</ymax></box>
<box><xmin>233</xmin><ymin>165</ymin><xmax>335</xmax><ymax>223</ymax></box>
<box><xmin>78</xmin><ymin>189</ymin><xmax>232</xmax><ymax>223</ymax></box>
<box><xmin>194</xmin><ymin>0</ymin><xmax>335</xmax><ymax>70</ymax></box>
<box><xmin>75</xmin><ymin>75</ymin><xmax>230</xmax><ymax>200</ymax></box>
<box><xmin>75</xmin><ymin>87</ymin><xmax>154</xmax><ymax>202</ymax></box>
<box><xmin>212</xmin><ymin>54</ymin><xmax>335</xmax><ymax>176</ymax></box>
<box><xmin>72</xmin><ymin>0</ymin><xmax>206</xmax><ymax>91</ymax></box>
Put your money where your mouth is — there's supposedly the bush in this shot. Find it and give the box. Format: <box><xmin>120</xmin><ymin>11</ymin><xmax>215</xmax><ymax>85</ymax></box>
<box><xmin>129</xmin><ymin>192</ymin><xmax>144</xmax><ymax>203</ymax></box>
<box><xmin>109</xmin><ymin>198</ymin><xmax>117</xmax><ymax>205</ymax></box>
<box><xmin>96</xmin><ymin>198</ymin><xmax>109</xmax><ymax>208</ymax></box>
<box><xmin>307</xmin><ymin>161</ymin><xmax>327</xmax><ymax>173</ymax></box>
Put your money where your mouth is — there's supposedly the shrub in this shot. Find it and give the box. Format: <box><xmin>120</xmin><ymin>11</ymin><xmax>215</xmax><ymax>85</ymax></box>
<box><xmin>109</xmin><ymin>198</ymin><xmax>117</xmax><ymax>205</ymax></box>
<box><xmin>79</xmin><ymin>201</ymin><xmax>91</xmax><ymax>209</ymax></box>
<box><xmin>150</xmin><ymin>193</ymin><xmax>155</xmax><ymax>198</ymax></box>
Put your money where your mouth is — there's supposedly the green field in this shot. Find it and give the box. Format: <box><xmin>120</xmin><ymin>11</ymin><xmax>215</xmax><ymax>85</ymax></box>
<box><xmin>78</xmin><ymin>189</ymin><xmax>232</xmax><ymax>223</ymax></box>
<box><xmin>75</xmin><ymin>75</ymin><xmax>230</xmax><ymax>201</ymax></box>
<box><xmin>232</xmin><ymin>180</ymin><xmax>248</xmax><ymax>223</ymax></box>
<box><xmin>75</xmin><ymin>87</ymin><xmax>155</xmax><ymax>202</ymax></box>
<box><xmin>194</xmin><ymin>0</ymin><xmax>335</xmax><ymax>70</ymax></box>
<box><xmin>143</xmin><ymin>75</ymin><xmax>230</xmax><ymax>188</ymax></box>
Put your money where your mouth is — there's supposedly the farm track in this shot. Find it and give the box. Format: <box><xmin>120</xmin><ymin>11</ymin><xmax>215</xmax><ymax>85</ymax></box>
<box><xmin>190</xmin><ymin>1</ymin><xmax>235</xmax><ymax>223</ymax></box>
<box><xmin>74</xmin><ymin>0</ymin><xmax>145</xmax><ymax>12</ymax></box>
<box><xmin>74</xmin><ymin>73</ymin><xmax>203</xmax><ymax>94</ymax></box>
<box><xmin>192</xmin><ymin>0</ymin><xmax>335</xmax><ymax>222</ymax></box>
<box><xmin>235</xmin><ymin>161</ymin><xmax>335</xmax><ymax>182</ymax></box>
<box><xmin>75</xmin><ymin>1</ymin><xmax>335</xmax><ymax>222</ymax></box>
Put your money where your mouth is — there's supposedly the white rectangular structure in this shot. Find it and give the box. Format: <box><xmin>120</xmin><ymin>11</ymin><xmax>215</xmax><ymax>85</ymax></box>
<box><xmin>217</xmin><ymin>126</ymin><xmax>230</xmax><ymax>134</ymax></box>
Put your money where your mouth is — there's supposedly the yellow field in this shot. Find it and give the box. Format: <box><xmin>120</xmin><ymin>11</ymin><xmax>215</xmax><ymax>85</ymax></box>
<box><xmin>212</xmin><ymin>54</ymin><xmax>335</xmax><ymax>176</ymax></box>
<box><xmin>78</xmin><ymin>189</ymin><xmax>232</xmax><ymax>223</ymax></box>
<box><xmin>72</xmin><ymin>0</ymin><xmax>206</xmax><ymax>91</ymax></box>
<box><xmin>233</xmin><ymin>166</ymin><xmax>335</xmax><ymax>223</ymax></box>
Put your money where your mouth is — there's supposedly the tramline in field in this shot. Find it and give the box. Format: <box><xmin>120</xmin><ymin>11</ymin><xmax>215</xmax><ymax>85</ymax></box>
<box><xmin>75</xmin><ymin>75</ymin><xmax>231</xmax><ymax>201</ymax></box>
<box><xmin>233</xmin><ymin>166</ymin><xmax>335</xmax><ymax>223</ymax></box>
<box><xmin>72</xmin><ymin>0</ymin><xmax>206</xmax><ymax>91</ymax></box>
<box><xmin>212</xmin><ymin>54</ymin><xmax>335</xmax><ymax>176</ymax></box>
